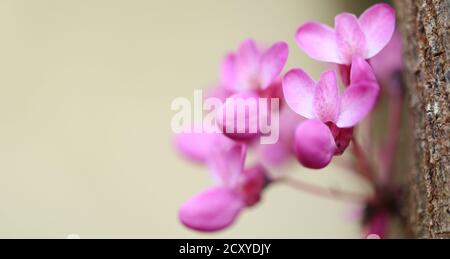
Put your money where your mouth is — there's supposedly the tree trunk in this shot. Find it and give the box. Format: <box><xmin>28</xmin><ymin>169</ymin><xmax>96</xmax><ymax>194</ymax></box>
<box><xmin>395</xmin><ymin>0</ymin><xmax>450</xmax><ymax>238</ymax></box>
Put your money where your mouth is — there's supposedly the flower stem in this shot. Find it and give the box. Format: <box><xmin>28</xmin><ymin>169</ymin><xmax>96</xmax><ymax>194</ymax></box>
<box><xmin>351</xmin><ymin>137</ymin><xmax>376</xmax><ymax>183</ymax></box>
<box><xmin>277</xmin><ymin>177</ymin><xmax>368</xmax><ymax>203</ymax></box>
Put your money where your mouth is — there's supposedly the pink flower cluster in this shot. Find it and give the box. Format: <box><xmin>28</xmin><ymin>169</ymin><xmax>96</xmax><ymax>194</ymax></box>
<box><xmin>174</xmin><ymin>3</ymin><xmax>398</xmax><ymax>234</ymax></box>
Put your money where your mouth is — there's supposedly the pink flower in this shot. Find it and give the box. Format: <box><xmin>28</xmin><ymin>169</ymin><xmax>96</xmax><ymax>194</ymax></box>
<box><xmin>283</xmin><ymin>56</ymin><xmax>379</xmax><ymax>169</ymax></box>
<box><xmin>296</xmin><ymin>3</ymin><xmax>396</xmax><ymax>65</ymax></box>
<box><xmin>175</xmin><ymin>132</ymin><xmax>267</xmax><ymax>231</ymax></box>
<box><xmin>221</xmin><ymin>39</ymin><xmax>289</xmax><ymax>93</ymax></box>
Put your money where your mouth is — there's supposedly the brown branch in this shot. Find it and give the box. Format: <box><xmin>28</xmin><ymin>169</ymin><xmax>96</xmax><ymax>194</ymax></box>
<box><xmin>395</xmin><ymin>0</ymin><xmax>450</xmax><ymax>239</ymax></box>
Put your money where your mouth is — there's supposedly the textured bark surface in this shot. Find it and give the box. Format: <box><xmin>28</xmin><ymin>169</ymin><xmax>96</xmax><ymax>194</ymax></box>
<box><xmin>395</xmin><ymin>0</ymin><xmax>450</xmax><ymax>238</ymax></box>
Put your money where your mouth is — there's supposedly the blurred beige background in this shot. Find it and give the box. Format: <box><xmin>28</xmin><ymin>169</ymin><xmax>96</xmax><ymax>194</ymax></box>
<box><xmin>0</xmin><ymin>0</ymin><xmax>375</xmax><ymax>238</ymax></box>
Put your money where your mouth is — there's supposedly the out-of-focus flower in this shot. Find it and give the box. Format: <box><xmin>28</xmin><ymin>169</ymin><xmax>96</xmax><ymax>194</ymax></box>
<box><xmin>295</xmin><ymin>3</ymin><xmax>395</xmax><ymax>65</ymax></box>
<box><xmin>370</xmin><ymin>31</ymin><xmax>404</xmax><ymax>96</ymax></box>
<box><xmin>257</xmin><ymin>106</ymin><xmax>302</xmax><ymax>169</ymax></box>
<box><xmin>177</xmin><ymin>140</ymin><xmax>267</xmax><ymax>232</ymax></box>
<box><xmin>283</xmin><ymin>56</ymin><xmax>379</xmax><ymax>169</ymax></box>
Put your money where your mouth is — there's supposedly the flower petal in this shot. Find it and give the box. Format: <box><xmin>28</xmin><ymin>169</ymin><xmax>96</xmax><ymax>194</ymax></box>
<box><xmin>294</xmin><ymin>119</ymin><xmax>336</xmax><ymax>169</ymax></box>
<box><xmin>336</xmin><ymin>82</ymin><xmax>379</xmax><ymax>128</ymax></box>
<box><xmin>208</xmin><ymin>142</ymin><xmax>247</xmax><ymax>188</ymax></box>
<box><xmin>179</xmin><ymin>187</ymin><xmax>244</xmax><ymax>232</ymax></box>
<box><xmin>174</xmin><ymin>132</ymin><xmax>216</xmax><ymax>163</ymax></box>
<box><xmin>370</xmin><ymin>31</ymin><xmax>403</xmax><ymax>81</ymax></box>
<box><xmin>313</xmin><ymin>70</ymin><xmax>340</xmax><ymax>123</ymax></box>
<box><xmin>295</xmin><ymin>22</ymin><xmax>343</xmax><ymax>64</ymax></box>
<box><xmin>350</xmin><ymin>56</ymin><xmax>378</xmax><ymax>84</ymax></box>
<box><xmin>204</xmin><ymin>85</ymin><xmax>232</xmax><ymax>102</ymax></box>
<box><xmin>335</xmin><ymin>13</ymin><xmax>366</xmax><ymax>64</ymax></box>
<box><xmin>259</xmin><ymin>42</ymin><xmax>289</xmax><ymax>89</ymax></box>
<box><xmin>370</xmin><ymin>32</ymin><xmax>403</xmax><ymax>96</ymax></box>
<box><xmin>220</xmin><ymin>53</ymin><xmax>238</xmax><ymax>92</ymax></box>
<box><xmin>359</xmin><ymin>3</ymin><xmax>396</xmax><ymax>58</ymax></box>
<box><xmin>236</xmin><ymin>39</ymin><xmax>261</xmax><ymax>91</ymax></box>
<box><xmin>258</xmin><ymin>140</ymin><xmax>291</xmax><ymax>167</ymax></box>
<box><xmin>282</xmin><ymin>69</ymin><xmax>316</xmax><ymax>119</ymax></box>
<box><xmin>257</xmin><ymin>107</ymin><xmax>300</xmax><ymax>167</ymax></box>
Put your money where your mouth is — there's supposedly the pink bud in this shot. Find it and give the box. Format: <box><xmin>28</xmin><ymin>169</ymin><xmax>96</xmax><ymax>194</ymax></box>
<box><xmin>239</xmin><ymin>165</ymin><xmax>267</xmax><ymax>206</ymax></box>
<box><xmin>294</xmin><ymin>119</ymin><xmax>337</xmax><ymax>169</ymax></box>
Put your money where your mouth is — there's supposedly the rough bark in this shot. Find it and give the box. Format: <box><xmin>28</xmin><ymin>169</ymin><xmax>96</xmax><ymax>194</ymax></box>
<box><xmin>395</xmin><ymin>0</ymin><xmax>450</xmax><ymax>238</ymax></box>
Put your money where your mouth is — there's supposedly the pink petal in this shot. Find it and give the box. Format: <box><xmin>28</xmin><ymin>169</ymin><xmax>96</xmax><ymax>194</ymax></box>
<box><xmin>174</xmin><ymin>132</ymin><xmax>216</xmax><ymax>164</ymax></box>
<box><xmin>236</xmin><ymin>39</ymin><xmax>261</xmax><ymax>91</ymax></box>
<box><xmin>258</xmin><ymin>138</ymin><xmax>292</xmax><ymax>168</ymax></box>
<box><xmin>313</xmin><ymin>70</ymin><xmax>340</xmax><ymax>123</ymax></box>
<box><xmin>216</xmin><ymin>92</ymin><xmax>262</xmax><ymax>141</ymax></box>
<box><xmin>220</xmin><ymin>53</ymin><xmax>238</xmax><ymax>92</ymax></box>
<box><xmin>257</xmin><ymin>107</ymin><xmax>300</xmax><ymax>167</ymax></box>
<box><xmin>238</xmin><ymin>39</ymin><xmax>260</xmax><ymax>62</ymax></box>
<box><xmin>295</xmin><ymin>22</ymin><xmax>343</xmax><ymax>64</ymax></box>
<box><xmin>260</xmin><ymin>42</ymin><xmax>289</xmax><ymax>89</ymax></box>
<box><xmin>282</xmin><ymin>68</ymin><xmax>316</xmax><ymax>119</ymax></box>
<box><xmin>335</xmin><ymin>13</ymin><xmax>366</xmax><ymax>64</ymax></box>
<box><xmin>336</xmin><ymin>56</ymin><xmax>379</xmax><ymax>127</ymax></box>
<box><xmin>204</xmin><ymin>85</ymin><xmax>232</xmax><ymax>102</ymax></box>
<box><xmin>350</xmin><ymin>56</ymin><xmax>378</xmax><ymax>84</ymax></box>
<box><xmin>294</xmin><ymin>119</ymin><xmax>337</xmax><ymax>169</ymax></box>
<box><xmin>208</xmin><ymin>142</ymin><xmax>247</xmax><ymax>188</ymax></box>
<box><xmin>336</xmin><ymin>82</ymin><xmax>379</xmax><ymax>128</ymax></box>
<box><xmin>179</xmin><ymin>187</ymin><xmax>244</xmax><ymax>232</ymax></box>
<box><xmin>359</xmin><ymin>3</ymin><xmax>396</xmax><ymax>58</ymax></box>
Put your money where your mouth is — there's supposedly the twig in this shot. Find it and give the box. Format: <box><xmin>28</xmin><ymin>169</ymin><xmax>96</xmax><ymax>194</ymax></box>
<box><xmin>351</xmin><ymin>138</ymin><xmax>376</xmax><ymax>183</ymax></box>
<box><xmin>277</xmin><ymin>177</ymin><xmax>369</xmax><ymax>203</ymax></box>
